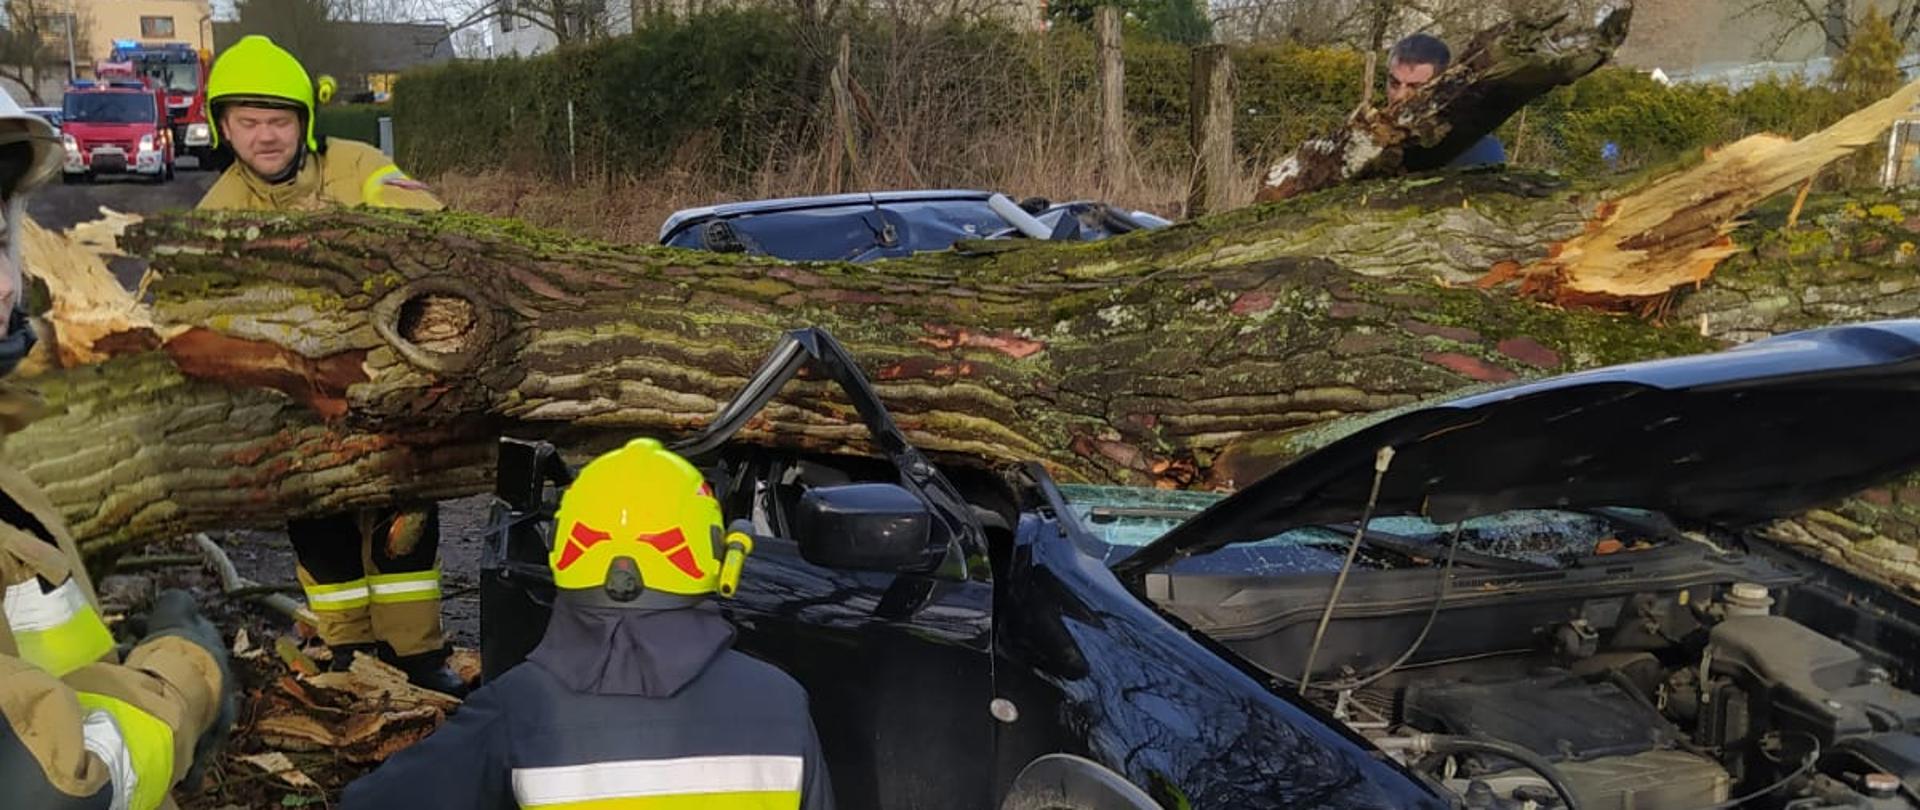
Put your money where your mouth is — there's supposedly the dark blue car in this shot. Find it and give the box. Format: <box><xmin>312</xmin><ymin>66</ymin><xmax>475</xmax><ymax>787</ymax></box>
<box><xmin>659</xmin><ymin>190</ymin><xmax>1173</xmax><ymax>262</ymax></box>
<box><xmin>481</xmin><ymin>321</ymin><xmax>1920</xmax><ymax>809</ymax></box>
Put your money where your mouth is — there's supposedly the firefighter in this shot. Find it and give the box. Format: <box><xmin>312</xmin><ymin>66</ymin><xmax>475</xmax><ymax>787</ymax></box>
<box><xmin>341</xmin><ymin>438</ymin><xmax>835</xmax><ymax>810</ymax></box>
<box><xmin>0</xmin><ymin>86</ymin><xmax>234</xmax><ymax>810</ymax></box>
<box><xmin>197</xmin><ymin>35</ymin><xmax>465</xmax><ymax>696</ymax></box>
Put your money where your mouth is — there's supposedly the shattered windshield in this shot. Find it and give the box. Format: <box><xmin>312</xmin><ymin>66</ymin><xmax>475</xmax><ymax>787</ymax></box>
<box><xmin>1058</xmin><ymin>485</ymin><xmax>1658</xmax><ymax>575</ymax></box>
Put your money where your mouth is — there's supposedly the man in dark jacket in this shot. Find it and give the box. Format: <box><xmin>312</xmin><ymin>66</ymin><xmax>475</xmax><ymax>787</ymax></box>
<box><xmin>342</xmin><ymin>438</ymin><xmax>834</xmax><ymax>809</ymax></box>
<box><xmin>1385</xmin><ymin>32</ymin><xmax>1508</xmax><ymax>168</ymax></box>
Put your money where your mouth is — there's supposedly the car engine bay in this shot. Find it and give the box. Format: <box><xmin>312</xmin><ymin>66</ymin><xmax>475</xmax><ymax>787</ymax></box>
<box><xmin>1348</xmin><ymin>586</ymin><xmax>1920</xmax><ymax>810</ymax></box>
<box><xmin>1172</xmin><ymin>538</ymin><xmax>1920</xmax><ymax>810</ymax></box>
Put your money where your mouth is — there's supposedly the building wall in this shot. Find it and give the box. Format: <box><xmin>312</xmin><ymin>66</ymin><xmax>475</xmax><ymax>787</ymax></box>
<box><xmin>73</xmin><ymin>0</ymin><xmax>215</xmax><ymax>67</ymax></box>
<box><xmin>486</xmin><ymin>19</ymin><xmax>559</xmax><ymax>57</ymax></box>
<box><xmin>1611</xmin><ymin>0</ymin><xmax>1912</xmax><ymax>75</ymax></box>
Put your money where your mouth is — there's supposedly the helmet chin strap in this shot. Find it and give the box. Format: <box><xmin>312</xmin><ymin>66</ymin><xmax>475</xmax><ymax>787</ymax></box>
<box><xmin>259</xmin><ymin>140</ymin><xmax>307</xmax><ymax>185</ymax></box>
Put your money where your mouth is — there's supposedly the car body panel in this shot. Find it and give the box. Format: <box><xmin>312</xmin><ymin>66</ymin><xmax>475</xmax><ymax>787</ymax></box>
<box><xmin>990</xmin><ymin>474</ymin><xmax>1448</xmax><ymax>809</ymax></box>
<box><xmin>480</xmin><ymin>322</ymin><xmax>1920</xmax><ymax>810</ymax></box>
<box><xmin>659</xmin><ymin>190</ymin><xmax>1170</xmax><ymax>262</ymax></box>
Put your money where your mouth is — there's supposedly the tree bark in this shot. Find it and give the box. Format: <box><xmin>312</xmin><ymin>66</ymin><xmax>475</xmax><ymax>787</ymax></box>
<box><xmin>5</xmin><ymin>173</ymin><xmax>1920</xmax><ymax>588</ymax></box>
<box><xmin>1259</xmin><ymin>6</ymin><xmax>1632</xmax><ymax>201</ymax></box>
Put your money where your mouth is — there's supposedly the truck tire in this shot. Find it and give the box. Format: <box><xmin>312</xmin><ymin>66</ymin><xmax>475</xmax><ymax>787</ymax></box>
<box><xmin>998</xmin><ymin>755</ymin><xmax>1160</xmax><ymax>810</ymax></box>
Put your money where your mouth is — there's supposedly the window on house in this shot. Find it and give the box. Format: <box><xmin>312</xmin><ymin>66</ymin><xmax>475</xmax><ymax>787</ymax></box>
<box><xmin>140</xmin><ymin>16</ymin><xmax>175</xmax><ymax>37</ymax></box>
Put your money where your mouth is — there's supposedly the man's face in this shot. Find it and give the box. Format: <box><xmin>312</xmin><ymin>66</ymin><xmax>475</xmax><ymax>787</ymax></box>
<box><xmin>223</xmin><ymin>106</ymin><xmax>302</xmax><ymax>177</ymax></box>
<box><xmin>1386</xmin><ymin>60</ymin><xmax>1439</xmax><ymax>105</ymax></box>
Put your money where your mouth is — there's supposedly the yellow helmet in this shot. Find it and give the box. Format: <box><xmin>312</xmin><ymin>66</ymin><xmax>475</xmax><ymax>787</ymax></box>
<box><xmin>550</xmin><ymin>438</ymin><xmax>752</xmax><ymax>606</ymax></box>
<box><xmin>205</xmin><ymin>35</ymin><xmax>318</xmax><ymax>151</ymax></box>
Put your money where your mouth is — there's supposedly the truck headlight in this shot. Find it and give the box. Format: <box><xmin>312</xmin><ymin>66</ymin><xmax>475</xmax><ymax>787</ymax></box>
<box><xmin>62</xmin><ymin>133</ymin><xmax>77</xmax><ymax>153</ymax></box>
<box><xmin>186</xmin><ymin>123</ymin><xmax>210</xmax><ymax>142</ymax></box>
<box><xmin>139</xmin><ymin>134</ymin><xmax>155</xmax><ymax>152</ymax></box>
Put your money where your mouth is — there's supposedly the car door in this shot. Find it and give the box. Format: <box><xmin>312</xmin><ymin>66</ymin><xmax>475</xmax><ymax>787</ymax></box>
<box><xmin>723</xmin><ymin>452</ymin><xmax>996</xmax><ymax>810</ymax></box>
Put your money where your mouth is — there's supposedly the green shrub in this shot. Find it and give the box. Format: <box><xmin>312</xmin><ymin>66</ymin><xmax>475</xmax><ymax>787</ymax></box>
<box><xmin>315</xmin><ymin>103</ymin><xmax>387</xmax><ymax>146</ymax></box>
<box><xmin>395</xmin><ymin>11</ymin><xmax>1849</xmax><ymax>187</ymax></box>
<box><xmin>1501</xmin><ymin>69</ymin><xmax>1849</xmax><ymax>176</ymax></box>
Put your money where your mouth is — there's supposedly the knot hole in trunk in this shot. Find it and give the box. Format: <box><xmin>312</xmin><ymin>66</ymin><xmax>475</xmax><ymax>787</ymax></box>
<box><xmin>372</xmin><ymin>280</ymin><xmax>500</xmax><ymax>374</ymax></box>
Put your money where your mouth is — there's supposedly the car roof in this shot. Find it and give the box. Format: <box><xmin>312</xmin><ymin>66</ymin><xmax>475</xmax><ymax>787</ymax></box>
<box><xmin>658</xmin><ymin>190</ymin><xmax>996</xmax><ymax>243</ymax></box>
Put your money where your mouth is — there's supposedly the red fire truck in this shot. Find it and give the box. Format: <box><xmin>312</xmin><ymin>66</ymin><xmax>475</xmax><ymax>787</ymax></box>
<box><xmin>105</xmin><ymin>41</ymin><xmax>213</xmax><ymax>166</ymax></box>
<box><xmin>60</xmin><ymin>74</ymin><xmax>175</xmax><ymax>183</ymax></box>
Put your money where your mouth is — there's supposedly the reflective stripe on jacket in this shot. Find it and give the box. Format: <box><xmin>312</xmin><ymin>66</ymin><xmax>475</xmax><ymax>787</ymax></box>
<box><xmin>0</xmin><ymin>462</ymin><xmax>223</xmax><ymax>810</ymax></box>
<box><xmin>342</xmin><ymin>604</ymin><xmax>834</xmax><ymax>810</ymax></box>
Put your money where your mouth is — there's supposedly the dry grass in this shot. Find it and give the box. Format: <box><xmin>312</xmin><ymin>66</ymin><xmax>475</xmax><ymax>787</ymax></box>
<box><xmin>431</xmin><ymin>145</ymin><xmax>1260</xmax><ymax>245</ymax></box>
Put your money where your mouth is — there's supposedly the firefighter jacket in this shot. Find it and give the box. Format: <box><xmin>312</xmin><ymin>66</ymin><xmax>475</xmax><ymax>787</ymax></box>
<box><xmin>197</xmin><ymin>138</ymin><xmax>442</xmax><ymax>212</ymax></box>
<box><xmin>0</xmin><ymin>458</ymin><xmax>226</xmax><ymax>810</ymax></box>
<box><xmin>341</xmin><ymin>599</ymin><xmax>836</xmax><ymax>810</ymax></box>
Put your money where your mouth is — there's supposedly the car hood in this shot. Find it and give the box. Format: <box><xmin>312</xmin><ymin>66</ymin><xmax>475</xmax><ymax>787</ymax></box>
<box><xmin>1115</xmin><ymin>321</ymin><xmax>1920</xmax><ymax>575</ymax></box>
<box><xmin>65</xmin><ymin>123</ymin><xmax>153</xmax><ymax>139</ymax></box>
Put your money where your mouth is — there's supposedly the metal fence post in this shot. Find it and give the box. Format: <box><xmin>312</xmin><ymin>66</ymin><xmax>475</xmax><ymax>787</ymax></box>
<box><xmin>566</xmin><ymin>99</ymin><xmax>578</xmax><ymax>184</ymax></box>
<box><xmin>378</xmin><ymin>116</ymin><xmax>394</xmax><ymax>158</ymax></box>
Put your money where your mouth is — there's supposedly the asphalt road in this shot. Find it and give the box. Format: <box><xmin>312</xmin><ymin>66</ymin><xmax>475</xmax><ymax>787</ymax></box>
<box><xmin>27</xmin><ymin>161</ymin><xmax>220</xmax><ymax>288</ymax></box>
<box><xmin>26</xmin><ymin>158</ymin><xmax>491</xmax><ymax>649</ymax></box>
<box><xmin>28</xmin><ymin>159</ymin><xmax>219</xmax><ymax>231</ymax></box>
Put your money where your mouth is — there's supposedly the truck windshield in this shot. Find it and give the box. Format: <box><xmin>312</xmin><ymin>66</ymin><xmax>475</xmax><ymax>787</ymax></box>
<box><xmin>63</xmin><ymin>94</ymin><xmax>154</xmax><ymax>124</ymax></box>
<box><xmin>138</xmin><ymin>63</ymin><xmax>199</xmax><ymax>93</ymax></box>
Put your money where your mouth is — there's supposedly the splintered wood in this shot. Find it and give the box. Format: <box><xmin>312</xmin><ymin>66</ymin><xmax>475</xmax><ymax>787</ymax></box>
<box><xmin>1515</xmin><ymin>77</ymin><xmax>1920</xmax><ymax>307</ymax></box>
<box><xmin>17</xmin><ymin>211</ymin><xmax>162</xmax><ymax>368</ymax></box>
<box><xmin>252</xmin><ymin>651</ymin><xmax>459</xmax><ymax>764</ymax></box>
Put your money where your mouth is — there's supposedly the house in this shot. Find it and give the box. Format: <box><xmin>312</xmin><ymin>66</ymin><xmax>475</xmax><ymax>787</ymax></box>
<box><xmin>77</xmin><ymin>0</ymin><xmax>215</xmax><ymax>67</ymax></box>
<box><xmin>333</xmin><ymin>21</ymin><xmax>456</xmax><ymax>95</ymax></box>
<box><xmin>211</xmin><ymin>20</ymin><xmax>454</xmax><ymax>96</ymax></box>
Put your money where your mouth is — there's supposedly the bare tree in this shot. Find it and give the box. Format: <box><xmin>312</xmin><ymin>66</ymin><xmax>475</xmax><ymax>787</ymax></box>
<box><xmin>1742</xmin><ymin>0</ymin><xmax>1920</xmax><ymax>57</ymax></box>
<box><xmin>1214</xmin><ymin>0</ymin><xmax>1616</xmax><ymax>47</ymax></box>
<box><xmin>442</xmin><ymin>0</ymin><xmax>617</xmax><ymax>45</ymax></box>
<box><xmin>0</xmin><ymin>0</ymin><xmax>90</xmax><ymax>104</ymax></box>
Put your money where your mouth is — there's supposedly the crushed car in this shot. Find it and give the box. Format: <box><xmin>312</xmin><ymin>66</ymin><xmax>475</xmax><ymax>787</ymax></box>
<box><xmin>478</xmin><ymin>320</ymin><xmax>1920</xmax><ymax>810</ymax></box>
<box><xmin>658</xmin><ymin>190</ymin><xmax>1173</xmax><ymax>262</ymax></box>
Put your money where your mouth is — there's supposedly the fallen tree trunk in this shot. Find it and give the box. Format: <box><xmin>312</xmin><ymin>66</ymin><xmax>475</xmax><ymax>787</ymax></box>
<box><xmin>0</xmin><ymin>172</ymin><xmax>1725</xmax><ymax>556</ymax></box>
<box><xmin>7</xmin><ymin>167</ymin><xmax>1920</xmax><ymax>562</ymax></box>
<box><xmin>11</xmin><ymin>169</ymin><xmax>1920</xmax><ymax>571</ymax></box>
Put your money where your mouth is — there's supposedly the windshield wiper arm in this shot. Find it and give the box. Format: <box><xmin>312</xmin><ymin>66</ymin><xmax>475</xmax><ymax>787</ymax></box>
<box><xmin>1087</xmin><ymin>506</ymin><xmax>1201</xmax><ymax>523</ymax></box>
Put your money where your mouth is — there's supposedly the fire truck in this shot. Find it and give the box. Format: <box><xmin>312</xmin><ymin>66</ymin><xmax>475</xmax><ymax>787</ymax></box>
<box><xmin>104</xmin><ymin>40</ymin><xmax>213</xmax><ymax>166</ymax></box>
<box><xmin>60</xmin><ymin>73</ymin><xmax>175</xmax><ymax>183</ymax></box>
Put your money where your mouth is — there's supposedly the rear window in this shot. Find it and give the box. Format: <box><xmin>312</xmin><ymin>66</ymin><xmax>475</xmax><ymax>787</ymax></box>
<box><xmin>63</xmin><ymin>93</ymin><xmax>154</xmax><ymax>124</ymax></box>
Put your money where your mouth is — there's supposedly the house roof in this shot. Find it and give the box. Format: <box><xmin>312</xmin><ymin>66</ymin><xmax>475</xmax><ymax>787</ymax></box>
<box><xmin>335</xmin><ymin>21</ymin><xmax>455</xmax><ymax>74</ymax></box>
<box><xmin>211</xmin><ymin>20</ymin><xmax>454</xmax><ymax>76</ymax></box>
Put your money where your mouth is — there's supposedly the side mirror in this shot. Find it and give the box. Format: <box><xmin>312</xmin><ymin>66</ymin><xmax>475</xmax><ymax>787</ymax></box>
<box><xmin>795</xmin><ymin>483</ymin><xmax>942</xmax><ymax>573</ymax></box>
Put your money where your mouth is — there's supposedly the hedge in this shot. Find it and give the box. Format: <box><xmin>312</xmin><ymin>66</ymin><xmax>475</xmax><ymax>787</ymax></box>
<box><xmin>315</xmin><ymin>103</ymin><xmax>388</xmax><ymax>147</ymax></box>
<box><xmin>393</xmin><ymin>10</ymin><xmax>1854</xmax><ymax>185</ymax></box>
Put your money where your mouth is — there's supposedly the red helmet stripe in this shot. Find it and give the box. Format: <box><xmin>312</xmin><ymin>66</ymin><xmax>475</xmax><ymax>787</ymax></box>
<box><xmin>556</xmin><ymin>522</ymin><xmax>610</xmax><ymax>571</ymax></box>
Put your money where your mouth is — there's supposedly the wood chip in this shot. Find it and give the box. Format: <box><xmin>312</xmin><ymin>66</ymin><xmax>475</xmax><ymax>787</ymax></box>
<box><xmin>231</xmin><ymin>628</ymin><xmax>263</xmax><ymax>660</ymax></box>
<box><xmin>448</xmin><ymin>647</ymin><xmax>482</xmax><ymax>686</ymax></box>
<box><xmin>236</xmin><ymin>752</ymin><xmax>319</xmax><ymax>789</ymax></box>
<box><xmin>255</xmin><ymin>705</ymin><xmax>443</xmax><ymax>763</ymax></box>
